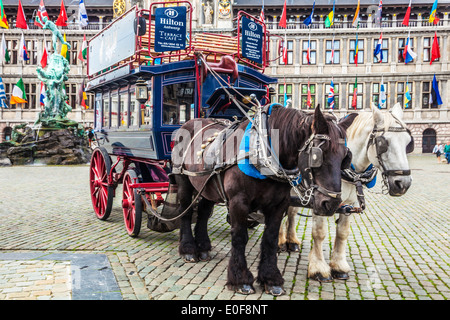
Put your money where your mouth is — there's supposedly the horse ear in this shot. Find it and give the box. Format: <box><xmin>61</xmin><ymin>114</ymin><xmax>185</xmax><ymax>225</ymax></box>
<box><xmin>391</xmin><ymin>102</ymin><xmax>403</xmax><ymax>120</ymax></box>
<box><xmin>339</xmin><ymin>113</ymin><xmax>358</xmax><ymax>131</ymax></box>
<box><xmin>312</xmin><ymin>104</ymin><xmax>328</xmax><ymax>134</ymax></box>
<box><xmin>371</xmin><ymin>102</ymin><xmax>384</xmax><ymax>127</ymax></box>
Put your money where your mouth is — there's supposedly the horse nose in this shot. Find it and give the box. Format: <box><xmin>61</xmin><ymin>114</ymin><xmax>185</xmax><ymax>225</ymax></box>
<box><xmin>320</xmin><ymin>199</ymin><xmax>340</xmax><ymax>216</ymax></box>
<box><xmin>390</xmin><ymin>176</ymin><xmax>412</xmax><ymax>196</ymax></box>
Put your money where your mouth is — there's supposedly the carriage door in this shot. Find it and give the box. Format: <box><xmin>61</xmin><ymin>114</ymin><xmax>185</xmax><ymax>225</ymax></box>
<box><xmin>422</xmin><ymin>128</ymin><xmax>436</xmax><ymax>153</ymax></box>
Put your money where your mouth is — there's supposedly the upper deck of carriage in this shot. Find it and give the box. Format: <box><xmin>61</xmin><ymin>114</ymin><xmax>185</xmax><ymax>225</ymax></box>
<box><xmin>85</xmin><ymin>3</ymin><xmax>275</xmax><ymax>93</ymax></box>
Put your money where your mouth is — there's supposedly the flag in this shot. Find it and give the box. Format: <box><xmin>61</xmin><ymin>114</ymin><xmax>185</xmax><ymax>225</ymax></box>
<box><xmin>379</xmin><ymin>79</ymin><xmax>386</xmax><ymax>109</ymax></box>
<box><xmin>282</xmin><ymin>33</ymin><xmax>288</xmax><ymax>64</ymax></box>
<box><xmin>39</xmin><ymin>82</ymin><xmax>47</xmax><ymax>106</ymax></box>
<box><xmin>307</xmin><ymin>80</ymin><xmax>311</xmax><ymax>108</ymax></box>
<box><xmin>10</xmin><ymin>78</ymin><xmax>27</xmax><ymax>104</ymax></box>
<box><xmin>352</xmin><ymin>0</ymin><xmax>361</xmax><ymax>28</ymax></box>
<box><xmin>430</xmin><ymin>31</ymin><xmax>440</xmax><ymax>65</ymax></box>
<box><xmin>0</xmin><ymin>77</ymin><xmax>8</xmax><ymax>108</ymax></box>
<box><xmin>40</xmin><ymin>42</ymin><xmax>48</xmax><ymax>68</ymax></box>
<box><xmin>279</xmin><ymin>0</ymin><xmax>287</xmax><ymax>28</ymax></box>
<box><xmin>79</xmin><ymin>0</ymin><xmax>89</xmax><ymax>28</ymax></box>
<box><xmin>78</xmin><ymin>34</ymin><xmax>88</xmax><ymax>61</ymax></box>
<box><xmin>374</xmin><ymin>32</ymin><xmax>383</xmax><ymax>63</ymax></box>
<box><xmin>403</xmin><ymin>34</ymin><xmax>417</xmax><ymax>64</ymax></box>
<box><xmin>259</xmin><ymin>1</ymin><xmax>264</xmax><ymax>22</ymax></box>
<box><xmin>329</xmin><ymin>34</ymin><xmax>335</xmax><ymax>64</ymax></box>
<box><xmin>81</xmin><ymin>91</ymin><xmax>88</xmax><ymax>109</ymax></box>
<box><xmin>324</xmin><ymin>0</ymin><xmax>335</xmax><ymax>28</ymax></box>
<box><xmin>283</xmin><ymin>82</ymin><xmax>288</xmax><ymax>107</ymax></box>
<box><xmin>404</xmin><ymin>83</ymin><xmax>411</xmax><ymax>108</ymax></box>
<box><xmin>303</xmin><ymin>0</ymin><xmax>315</xmax><ymax>27</ymax></box>
<box><xmin>61</xmin><ymin>33</ymin><xmax>70</xmax><ymax>61</ymax></box>
<box><xmin>55</xmin><ymin>0</ymin><xmax>68</xmax><ymax>27</ymax></box>
<box><xmin>431</xmin><ymin>74</ymin><xmax>443</xmax><ymax>106</ymax></box>
<box><xmin>375</xmin><ymin>0</ymin><xmax>382</xmax><ymax>28</ymax></box>
<box><xmin>16</xmin><ymin>0</ymin><xmax>28</xmax><ymax>30</ymax></box>
<box><xmin>1</xmin><ymin>33</ymin><xmax>9</xmax><ymax>63</ymax></box>
<box><xmin>403</xmin><ymin>0</ymin><xmax>412</xmax><ymax>26</ymax></box>
<box><xmin>328</xmin><ymin>80</ymin><xmax>335</xmax><ymax>109</ymax></box>
<box><xmin>0</xmin><ymin>0</ymin><xmax>8</xmax><ymax>29</ymax></box>
<box><xmin>306</xmin><ymin>34</ymin><xmax>311</xmax><ymax>64</ymax></box>
<box><xmin>19</xmin><ymin>34</ymin><xmax>29</xmax><ymax>62</ymax></box>
<box><xmin>429</xmin><ymin>0</ymin><xmax>439</xmax><ymax>24</ymax></box>
<box><xmin>34</xmin><ymin>0</ymin><xmax>49</xmax><ymax>28</ymax></box>
<box><xmin>352</xmin><ymin>77</ymin><xmax>358</xmax><ymax>109</ymax></box>
<box><xmin>354</xmin><ymin>34</ymin><xmax>359</xmax><ymax>66</ymax></box>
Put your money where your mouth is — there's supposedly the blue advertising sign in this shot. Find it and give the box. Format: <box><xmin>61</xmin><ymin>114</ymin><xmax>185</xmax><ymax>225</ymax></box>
<box><xmin>154</xmin><ymin>6</ymin><xmax>187</xmax><ymax>52</ymax></box>
<box><xmin>241</xmin><ymin>16</ymin><xmax>263</xmax><ymax>64</ymax></box>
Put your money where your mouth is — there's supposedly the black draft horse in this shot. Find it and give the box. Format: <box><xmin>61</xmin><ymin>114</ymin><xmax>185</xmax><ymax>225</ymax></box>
<box><xmin>171</xmin><ymin>105</ymin><xmax>356</xmax><ymax>296</ymax></box>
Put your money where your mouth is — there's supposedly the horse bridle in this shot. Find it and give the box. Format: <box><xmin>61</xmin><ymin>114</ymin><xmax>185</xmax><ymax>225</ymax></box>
<box><xmin>367</xmin><ymin>118</ymin><xmax>414</xmax><ymax>181</ymax></box>
<box><xmin>295</xmin><ymin>133</ymin><xmax>349</xmax><ymax>202</ymax></box>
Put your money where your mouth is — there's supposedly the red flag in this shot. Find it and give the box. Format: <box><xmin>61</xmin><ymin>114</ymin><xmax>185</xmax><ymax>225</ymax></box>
<box><xmin>55</xmin><ymin>0</ymin><xmax>68</xmax><ymax>27</ymax></box>
<box><xmin>34</xmin><ymin>0</ymin><xmax>50</xmax><ymax>28</ymax></box>
<box><xmin>16</xmin><ymin>0</ymin><xmax>28</xmax><ymax>30</ymax></box>
<box><xmin>40</xmin><ymin>44</ymin><xmax>48</xmax><ymax>68</ymax></box>
<box><xmin>402</xmin><ymin>1</ymin><xmax>411</xmax><ymax>26</ymax></box>
<box><xmin>279</xmin><ymin>0</ymin><xmax>287</xmax><ymax>28</ymax></box>
<box><xmin>430</xmin><ymin>31</ymin><xmax>440</xmax><ymax>65</ymax></box>
<box><xmin>307</xmin><ymin>81</ymin><xmax>311</xmax><ymax>108</ymax></box>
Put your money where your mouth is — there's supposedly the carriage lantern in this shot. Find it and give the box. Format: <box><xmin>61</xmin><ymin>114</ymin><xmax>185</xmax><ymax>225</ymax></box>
<box><xmin>135</xmin><ymin>77</ymin><xmax>148</xmax><ymax>105</ymax></box>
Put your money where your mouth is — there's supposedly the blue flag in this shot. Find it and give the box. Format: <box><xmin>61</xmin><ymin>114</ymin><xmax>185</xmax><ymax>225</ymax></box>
<box><xmin>303</xmin><ymin>1</ymin><xmax>315</xmax><ymax>26</ymax></box>
<box><xmin>431</xmin><ymin>74</ymin><xmax>443</xmax><ymax>106</ymax></box>
<box><xmin>0</xmin><ymin>77</ymin><xmax>8</xmax><ymax>108</ymax></box>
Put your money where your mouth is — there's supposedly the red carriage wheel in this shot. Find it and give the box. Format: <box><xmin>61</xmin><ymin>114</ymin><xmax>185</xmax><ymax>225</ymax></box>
<box><xmin>89</xmin><ymin>147</ymin><xmax>114</xmax><ymax>220</ymax></box>
<box><xmin>122</xmin><ymin>169</ymin><xmax>142</xmax><ymax>237</ymax></box>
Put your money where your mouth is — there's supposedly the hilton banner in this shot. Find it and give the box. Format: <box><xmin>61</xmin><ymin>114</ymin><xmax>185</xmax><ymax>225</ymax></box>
<box><xmin>241</xmin><ymin>16</ymin><xmax>263</xmax><ymax>64</ymax></box>
<box><xmin>155</xmin><ymin>6</ymin><xmax>187</xmax><ymax>52</ymax></box>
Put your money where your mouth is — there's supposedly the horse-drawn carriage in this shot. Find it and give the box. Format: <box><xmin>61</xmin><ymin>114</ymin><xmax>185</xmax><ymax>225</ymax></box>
<box><xmin>86</xmin><ymin>2</ymin><xmax>277</xmax><ymax>237</ymax></box>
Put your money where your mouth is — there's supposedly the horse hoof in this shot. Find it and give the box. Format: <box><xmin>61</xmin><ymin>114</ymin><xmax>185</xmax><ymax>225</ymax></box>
<box><xmin>309</xmin><ymin>273</ymin><xmax>333</xmax><ymax>283</ymax></box>
<box><xmin>287</xmin><ymin>243</ymin><xmax>300</xmax><ymax>252</ymax></box>
<box><xmin>198</xmin><ymin>251</ymin><xmax>211</xmax><ymax>262</ymax></box>
<box><xmin>236</xmin><ymin>284</ymin><xmax>255</xmax><ymax>295</ymax></box>
<box><xmin>265</xmin><ymin>285</ymin><xmax>285</xmax><ymax>296</ymax></box>
<box><xmin>182</xmin><ymin>254</ymin><xmax>197</xmax><ymax>263</ymax></box>
<box><xmin>332</xmin><ymin>270</ymin><xmax>349</xmax><ymax>280</ymax></box>
<box><xmin>278</xmin><ymin>243</ymin><xmax>287</xmax><ymax>252</ymax></box>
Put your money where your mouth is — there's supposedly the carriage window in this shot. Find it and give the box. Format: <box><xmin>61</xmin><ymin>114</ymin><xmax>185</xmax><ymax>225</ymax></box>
<box><xmin>163</xmin><ymin>81</ymin><xmax>195</xmax><ymax>125</ymax></box>
<box><xmin>104</xmin><ymin>99</ymin><xmax>110</xmax><ymax>127</ymax></box>
<box><xmin>111</xmin><ymin>93</ymin><xmax>119</xmax><ymax>127</ymax></box>
<box><xmin>119</xmin><ymin>92</ymin><xmax>128</xmax><ymax>127</ymax></box>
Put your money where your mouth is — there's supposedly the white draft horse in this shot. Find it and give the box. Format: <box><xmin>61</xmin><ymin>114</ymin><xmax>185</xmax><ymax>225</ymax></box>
<box><xmin>279</xmin><ymin>103</ymin><xmax>413</xmax><ymax>281</ymax></box>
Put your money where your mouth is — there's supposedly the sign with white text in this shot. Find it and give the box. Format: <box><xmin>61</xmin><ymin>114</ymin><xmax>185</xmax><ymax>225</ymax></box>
<box><xmin>154</xmin><ymin>6</ymin><xmax>187</xmax><ymax>52</ymax></box>
<box><xmin>241</xmin><ymin>16</ymin><xmax>263</xmax><ymax>64</ymax></box>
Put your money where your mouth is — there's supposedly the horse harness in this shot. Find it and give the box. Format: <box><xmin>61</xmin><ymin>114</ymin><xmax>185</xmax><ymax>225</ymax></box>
<box><xmin>173</xmin><ymin>103</ymin><xmax>346</xmax><ymax>209</ymax></box>
<box><xmin>367</xmin><ymin>114</ymin><xmax>414</xmax><ymax>192</ymax></box>
<box><xmin>339</xmin><ymin>114</ymin><xmax>414</xmax><ymax>214</ymax></box>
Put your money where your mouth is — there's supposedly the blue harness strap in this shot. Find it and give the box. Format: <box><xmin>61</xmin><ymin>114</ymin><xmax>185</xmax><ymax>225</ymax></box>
<box><xmin>238</xmin><ymin>103</ymin><xmax>291</xmax><ymax>180</ymax></box>
<box><xmin>350</xmin><ymin>163</ymin><xmax>377</xmax><ymax>188</ymax></box>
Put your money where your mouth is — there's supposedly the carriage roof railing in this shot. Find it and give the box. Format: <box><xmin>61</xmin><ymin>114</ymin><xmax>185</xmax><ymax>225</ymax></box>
<box><xmin>86</xmin><ymin>3</ymin><xmax>271</xmax><ymax>84</ymax></box>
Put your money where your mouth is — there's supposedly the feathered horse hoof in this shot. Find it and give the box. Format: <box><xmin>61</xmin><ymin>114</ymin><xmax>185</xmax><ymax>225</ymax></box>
<box><xmin>235</xmin><ymin>284</ymin><xmax>255</xmax><ymax>295</ymax></box>
<box><xmin>265</xmin><ymin>285</ymin><xmax>285</xmax><ymax>296</ymax></box>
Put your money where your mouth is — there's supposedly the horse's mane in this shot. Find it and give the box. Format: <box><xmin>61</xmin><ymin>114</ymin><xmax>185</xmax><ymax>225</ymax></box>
<box><xmin>269</xmin><ymin>105</ymin><xmax>344</xmax><ymax>154</ymax></box>
<box><xmin>347</xmin><ymin>109</ymin><xmax>399</xmax><ymax>141</ymax></box>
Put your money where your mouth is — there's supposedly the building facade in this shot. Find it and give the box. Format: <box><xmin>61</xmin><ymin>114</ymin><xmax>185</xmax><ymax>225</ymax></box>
<box><xmin>1</xmin><ymin>0</ymin><xmax>449</xmax><ymax>154</ymax></box>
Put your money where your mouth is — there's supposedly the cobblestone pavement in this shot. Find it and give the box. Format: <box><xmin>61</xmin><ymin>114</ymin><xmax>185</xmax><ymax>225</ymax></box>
<box><xmin>0</xmin><ymin>154</ymin><xmax>448</xmax><ymax>301</ymax></box>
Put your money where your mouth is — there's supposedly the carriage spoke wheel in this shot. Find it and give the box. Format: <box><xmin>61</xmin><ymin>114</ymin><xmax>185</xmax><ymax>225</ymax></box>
<box><xmin>89</xmin><ymin>147</ymin><xmax>114</xmax><ymax>220</ymax></box>
<box><xmin>122</xmin><ymin>169</ymin><xmax>142</xmax><ymax>237</ymax></box>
